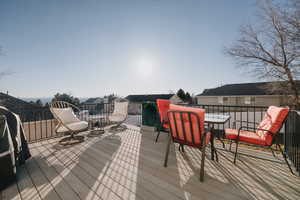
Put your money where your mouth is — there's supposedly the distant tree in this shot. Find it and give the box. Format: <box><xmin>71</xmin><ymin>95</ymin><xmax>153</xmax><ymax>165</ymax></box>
<box><xmin>185</xmin><ymin>92</ymin><xmax>193</xmax><ymax>104</ymax></box>
<box><xmin>28</xmin><ymin>100</ymin><xmax>43</xmax><ymax>107</ymax></box>
<box><xmin>176</xmin><ymin>89</ymin><xmax>186</xmax><ymax>101</ymax></box>
<box><xmin>225</xmin><ymin>0</ymin><xmax>300</xmax><ymax>109</ymax></box>
<box><xmin>35</xmin><ymin>99</ymin><xmax>43</xmax><ymax>107</ymax></box>
<box><xmin>52</xmin><ymin>93</ymin><xmax>80</xmax><ymax>105</ymax></box>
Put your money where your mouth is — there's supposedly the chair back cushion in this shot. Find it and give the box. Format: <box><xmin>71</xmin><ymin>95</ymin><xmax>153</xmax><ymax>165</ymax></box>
<box><xmin>156</xmin><ymin>99</ymin><xmax>170</xmax><ymax>123</ymax></box>
<box><xmin>112</xmin><ymin>101</ymin><xmax>128</xmax><ymax>116</ymax></box>
<box><xmin>257</xmin><ymin>106</ymin><xmax>289</xmax><ymax>145</ymax></box>
<box><xmin>52</xmin><ymin>108</ymin><xmax>80</xmax><ymax>124</ymax></box>
<box><xmin>168</xmin><ymin>104</ymin><xmax>205</xmax><ymax>146</ymax></box>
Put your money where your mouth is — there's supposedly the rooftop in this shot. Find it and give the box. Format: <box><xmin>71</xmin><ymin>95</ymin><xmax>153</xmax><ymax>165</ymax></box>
<box><xmin>125</xmin><ymin>94</ymin><xmax>174</xmax><ymax>103</ymax></box>
<box><xmin>1</xmin><ymin>125</ymin><xmax>299</xmax><ymax>200</ymax></box>
<box><xmin>198</xmin><ymin>81</ymin><xmax>300</xmax><ymax>96</ymax></box>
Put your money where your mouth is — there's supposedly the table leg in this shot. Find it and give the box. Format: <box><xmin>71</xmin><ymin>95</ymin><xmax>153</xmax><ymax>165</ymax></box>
<box><xmin>217</xmin><ymin>133</ymin><xmax>226</xmax><ymax>148</ymax></box>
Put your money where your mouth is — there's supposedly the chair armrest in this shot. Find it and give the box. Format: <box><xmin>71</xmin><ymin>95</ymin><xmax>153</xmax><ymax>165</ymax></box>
<box><xmin>238</xmin><ymin>126</ymin><xmax>275</xmax><ymax>136</ymax></box>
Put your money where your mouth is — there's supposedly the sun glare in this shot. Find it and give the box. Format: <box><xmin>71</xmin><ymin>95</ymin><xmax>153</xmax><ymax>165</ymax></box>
<box><xmin>135</xmin><ymin>57</ymin><xmax>155</xmax><ymax>78</ymax></box>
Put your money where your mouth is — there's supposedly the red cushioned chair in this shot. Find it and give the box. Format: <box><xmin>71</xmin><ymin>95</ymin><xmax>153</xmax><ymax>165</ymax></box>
<box><xmin>156</xmin><ymin>99</ymin><xmax>171</xmax><ymax>143</ymax></box>
<box><xmin>164</xmin><ymin>104</ymin><xmax>217</xmax><ymax>182</ymax></box>
<box><xmin>225</xmin><ymin>106</ymin><xmax>293</xmax><ymax>174</ymax></box>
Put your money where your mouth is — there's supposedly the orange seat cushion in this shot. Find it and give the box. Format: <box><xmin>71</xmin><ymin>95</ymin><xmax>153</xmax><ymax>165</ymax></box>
<box><xmin>225</xmin><ymin>129</ymin><xmax>268</xmax><ymax>146</ymax></box>
<box><xmin>225</xmin><ymin>106</ymin><xmax>289</xmax><ymax>146</ymax></box>
<box><xmin>168</xmin><ymin>104</ymin><xmax>208</xmax><ymax>146</ymax></box>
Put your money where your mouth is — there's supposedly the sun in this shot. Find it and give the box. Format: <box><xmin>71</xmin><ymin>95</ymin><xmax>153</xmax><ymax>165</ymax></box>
<box><xmin>136</xmin><ymin>57</ymin><xmax>154</xmax><ymax>78</ymax></box>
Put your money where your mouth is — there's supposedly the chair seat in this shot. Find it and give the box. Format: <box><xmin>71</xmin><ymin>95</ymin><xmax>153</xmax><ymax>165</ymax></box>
<box><xmin>109</xmin><ymin>114</ymin><xmax>126</xmax><ymax>122</ymax></box>
<box><xmin>225</xmin><ymin>129</ymin><xmax>268</xmax><ymax>146</ymax></box>
<box><xmin>174</xmin><ymin>131</ymin><xmax>211</xmax><ymax>147</ymax></box>
<box><xmin>162</xmin><ymin>122</ymin><xmax>169</xmax><ymax>129</ymax></box>
<box><xmin>57</xmin><ymin>121</ymin><xmax>88</xmax><ymax>133</ymax></box>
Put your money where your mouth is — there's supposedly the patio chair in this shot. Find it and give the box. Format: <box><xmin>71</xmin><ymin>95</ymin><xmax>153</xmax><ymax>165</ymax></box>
<box><xmin>109</xmin><ymin>100</ymin><xmax>129</xmax><ymax>131</ymax></box>
<box><xmin>164</xmin><ymin>104</ymin><xmax>215</xmax><ymax>182</ymax></box>
<box><xmin>49</xmin><ymin>101</ymin><xmax>88</xmax><ymax>145</ymax></box>
<box><xmin>155</xmin><ymin>99</ymin><xmax>170</xmax><ymax>142</ymax></box>
<box><xmin>225</xmin><ymin>106</ymin><xmax>293</xmax><ymax>174</ymax></box>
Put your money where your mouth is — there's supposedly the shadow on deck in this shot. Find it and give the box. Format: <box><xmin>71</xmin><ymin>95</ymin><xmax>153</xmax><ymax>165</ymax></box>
<box><xmin>1</xmin><ymin>124</ymin><xmax>299</xmax><ymax>200</ymax></box>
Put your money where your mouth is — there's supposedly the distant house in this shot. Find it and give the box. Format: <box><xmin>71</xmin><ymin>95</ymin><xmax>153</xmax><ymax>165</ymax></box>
<box><xmin>81</xmin><ymin>97</ymin><xmax>104</xmax><ymax>111</ymax></box>
<box><xmin>125</xmin><ymin>94</ymin><xmax>182</xmax><ymax>114</ymax></box>
<box><xmin>196</xmin><ymin>82</ymin><xmax>300</xmax><ymax>107</ymax></box>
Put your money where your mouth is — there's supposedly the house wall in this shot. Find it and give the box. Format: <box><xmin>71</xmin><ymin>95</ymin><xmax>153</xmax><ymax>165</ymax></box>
<box><xmin>128</xmin><ymin>102</ymin><xmax>142</xmax><ymax>115</ymax></box>
<box><xmin>197</xmin><ymin>95</ymin><xmax>282</xmax><ymax>107</ymax></box>
<box><xmin>196</xmin><ymin>96</ymin><xmax>218</xmax><ymax>105</ymax></box>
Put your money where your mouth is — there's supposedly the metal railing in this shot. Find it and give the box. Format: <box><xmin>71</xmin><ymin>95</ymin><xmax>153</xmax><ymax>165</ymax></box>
<box><xmin>17</xmin><ymin>102</ymin><xmax>142</xmax><ymax>143</ymax></box>
<box><xmin>285</xmin><ymin>111</ymin><xmax>300</xmax><ymax>175</ymax></box>
<box><xmin>13</xmin><ymin>102</ymin><xmax>300</xmax><ymax>174</ymax></box>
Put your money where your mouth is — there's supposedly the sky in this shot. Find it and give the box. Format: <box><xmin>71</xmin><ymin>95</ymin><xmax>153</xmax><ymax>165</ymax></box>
<box><xmin>0</xmin><ymin>0</ymin><xmax>259</xmax><ymax>98</ymax></box>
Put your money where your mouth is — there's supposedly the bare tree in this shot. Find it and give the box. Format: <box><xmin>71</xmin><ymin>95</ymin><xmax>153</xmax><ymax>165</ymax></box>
<box><xmin>225</xmin><ymin>0</ymin><xmax>300</xmax><ymax>109</ymax></box>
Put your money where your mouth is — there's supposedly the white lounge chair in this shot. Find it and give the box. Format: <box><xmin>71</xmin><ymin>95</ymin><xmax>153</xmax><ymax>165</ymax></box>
<box><xmin>49</xmin><ymin>101</ymin><xmax>88</xmax><ymax>145</ymax></box>
<box><xmin>109</xmin><ymin>100</ymin><xmax>128</xmax><ymax>131</ymax></box>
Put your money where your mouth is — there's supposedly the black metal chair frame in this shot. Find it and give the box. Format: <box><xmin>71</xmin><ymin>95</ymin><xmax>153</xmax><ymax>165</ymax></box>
<box><xmin>155</xmin><ymin>118</ymin><xmax>167</xmax><ymax>143</ymax></box>
<box><xmin>228</xmin><ymin>117</ymin><xmax>294</xmax><ymax>174</ymax></box>
<box><xmin>164</xmin><ymin>110</ymin><xmax>218</xmax><ymax>182</ymax></box>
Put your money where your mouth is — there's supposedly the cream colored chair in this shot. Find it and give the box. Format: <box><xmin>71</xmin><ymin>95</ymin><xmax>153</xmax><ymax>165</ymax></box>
<box><xmin>109</xmin><ymin>100</ymin><xmax>128</xmax><ymax>131</ymax></box>
<box><xmin>50</xmin><ymin>101</ymin><xmax>88</xmax><ymax>145</ymax></box>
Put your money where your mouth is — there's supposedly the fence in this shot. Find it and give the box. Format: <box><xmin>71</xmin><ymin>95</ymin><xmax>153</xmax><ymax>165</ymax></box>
<box><xmin>285</xmin><ymin>111</ymin><xmax>300</xmax><ymax>175</ymax></box>
<box><xmin>17</xmin><ymin>103</ymin><xmax>142</xmax><ymax>143</ymax></box>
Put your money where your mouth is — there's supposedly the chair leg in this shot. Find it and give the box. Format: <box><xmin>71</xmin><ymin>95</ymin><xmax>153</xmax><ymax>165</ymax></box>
<box><xmin>199</xmin><ymin>146</ymin><xmax>206</xmax><ymax>182</ymax></box>
<box><xmin>155</xmin><ymin>129</ymin><xmax>160</xmax><ymax>143</ymax></box>
<box><xmin>164</xmin><ymin>133</ymin><xmax>172</xmax><ymax>167</ymax></box>
<box><xmin>213</xmin><ymin>146</ymin><xmax>219</xmax><ymax>162</ymax></box>
<box><xmin>233</xmin><ymin>140</ymin><xmax>239</xmax><ymax>164</ymax></box>
<box><xmin>277</xmin><ymin>144</ymin><xmax>294</xmax><ymax>174</ymax></box>
<box><xmin>178</xmin><ymin>144</ymin><xmax>185</xmax><ymax>153</ymax></box>
<box><xmin>270</xmin><ymin>147</ymin><xmax>276</xmax><ymax>158</ymax></box>
<box><xmin>229</xmin><ymin>140</ymin><xmax>232</xmax><ymax>152</ymax></box>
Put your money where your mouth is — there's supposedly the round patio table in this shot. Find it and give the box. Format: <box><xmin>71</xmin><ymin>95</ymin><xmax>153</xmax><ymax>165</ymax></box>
<box><xmin>88</xmin><ymin>115</ymin><xmax>106</xmax><ymax>136</ymax></box>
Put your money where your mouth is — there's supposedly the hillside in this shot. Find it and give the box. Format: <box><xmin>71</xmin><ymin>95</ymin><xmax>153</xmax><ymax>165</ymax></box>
<box><xmin>0</xmin><ymin>92</ymin><xmax>42</xmax><ymax>114</ymax></box>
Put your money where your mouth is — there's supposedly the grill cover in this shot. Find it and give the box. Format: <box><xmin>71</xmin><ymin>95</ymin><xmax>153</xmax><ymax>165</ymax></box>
<box><xmin>0</xmin><ymin>107</ymin><xmax>31</xmax><ymax>190</ymax></box>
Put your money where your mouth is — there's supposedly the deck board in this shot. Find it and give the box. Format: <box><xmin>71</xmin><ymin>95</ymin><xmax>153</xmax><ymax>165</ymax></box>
<box><xmin>24</xmin><ymin>154</ymin><xmax>62</xmax><ymax>200</ymax></box>
<box><xmin>1</xmin><ymin>125</ymin><xmax>300</xmax><ymax>200</ymax></box>
<box><xmin>1</xmin><ymin>182</ymin><xmax>21</xmax><ymax>200</ymax></box>
<box><xmin>16</xmin><ymin>165</ymin><xmax>41</xmax><ymax>200</ymax></box>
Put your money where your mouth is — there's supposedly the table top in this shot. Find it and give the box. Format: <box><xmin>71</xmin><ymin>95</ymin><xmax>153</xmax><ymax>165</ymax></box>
<box><xmin>205</xmin><ymin>113</ymin><xmax>230</xmax><ymax>124</ymax></box>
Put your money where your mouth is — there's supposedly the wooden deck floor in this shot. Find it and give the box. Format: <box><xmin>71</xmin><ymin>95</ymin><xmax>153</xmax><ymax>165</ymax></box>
<box><xmin>1</xmin><ymin>125</ymin><xmax>299</xmax><ymax>200</ymax></box>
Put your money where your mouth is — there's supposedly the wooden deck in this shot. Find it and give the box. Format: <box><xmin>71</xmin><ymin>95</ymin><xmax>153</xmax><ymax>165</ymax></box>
<box><xmin>1</xmin><ymin>125</ymin><xmax>299</xmax><ymax>200</ymax></box>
